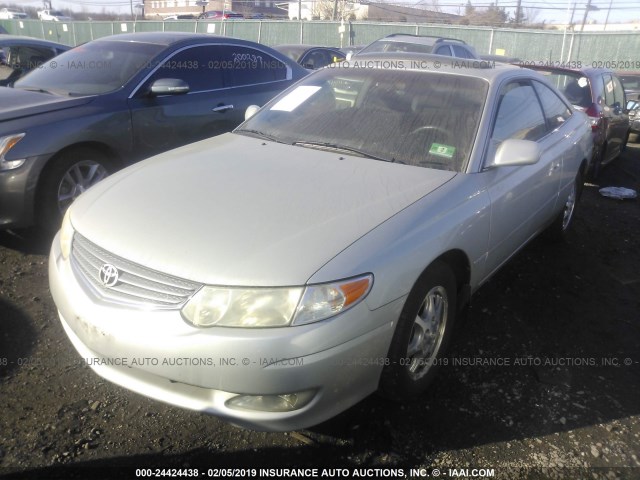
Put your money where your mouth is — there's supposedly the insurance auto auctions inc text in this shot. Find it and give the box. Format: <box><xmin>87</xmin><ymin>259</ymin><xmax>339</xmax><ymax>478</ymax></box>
<box><xmin>251</xmin><ymin>468</ymin><xmax>495</xmax><ymax>478</ymax></box>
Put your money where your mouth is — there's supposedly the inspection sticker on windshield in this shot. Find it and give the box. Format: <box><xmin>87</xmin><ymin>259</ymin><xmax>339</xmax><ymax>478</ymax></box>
<box><xmin>429</xmin><ymin>143</ymin><xmax>456</xmax><ymax>158</ymax></box>
<box><xmin>271</xmin><ymin>86</ymin><xmax>322</xmax><ymax>112</ymax></box>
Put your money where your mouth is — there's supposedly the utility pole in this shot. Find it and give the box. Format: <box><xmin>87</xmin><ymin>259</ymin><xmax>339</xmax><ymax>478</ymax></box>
<box><xmin>604</xmin><ymin>0</ymin><xmax>613</xmax><ymax>30</ymax></box>
<box><xmin>580</xmin><ymin>0</ymin><xmax>591</xmax><ymax>31</ymax></box>
<box><xmin>515</xmin><ymin>0</ymin><xmax>522</xmax><ymax>25</ymax></box>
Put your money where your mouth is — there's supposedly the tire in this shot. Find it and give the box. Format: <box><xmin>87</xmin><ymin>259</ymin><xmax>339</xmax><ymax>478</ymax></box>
<box><xmin>379</xmin><ymin>261</ymin><xmax>457</xmax><ymax>401</ymax></box>
<box><xmin>38</xmin><ymin>148</ymin><xmax>113</xmax><ymax>232</ymax></box>
<box><xmin>545</xmin><ymin>170</ymin><xmax>582</xmax><ymax>243</ymax></box>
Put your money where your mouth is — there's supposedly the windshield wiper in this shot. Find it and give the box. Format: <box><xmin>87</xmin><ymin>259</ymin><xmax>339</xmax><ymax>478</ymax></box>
<box><xmin>235</xmin><ymin>129</ymin><xmax>289</xmax><ymax>144</ymax></box>
<box><xmin>16</xmin><ymin>86</ymin><xmax>64</xmax><ymax>96</ymax></box>
<box><xmin>292</xmin><ymin>141</ymin><xmax>394</xmax><ymax>162</ymax></box>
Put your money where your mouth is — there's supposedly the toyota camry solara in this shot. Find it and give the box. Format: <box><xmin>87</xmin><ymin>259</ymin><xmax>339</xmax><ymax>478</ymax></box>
<box><xmin>49</xmin><ymin>55</ymin><xmax>593</xmax><ymax>431</ymax></box>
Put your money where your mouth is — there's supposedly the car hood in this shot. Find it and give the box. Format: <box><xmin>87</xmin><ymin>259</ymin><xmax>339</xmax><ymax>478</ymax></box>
<box><xmin>0</xmin><ymin>87</ymin><xmax>94</xmax><ymax>122</ymax></box>
<box><xmin>71</xmin><ymin>133</ymin><xmax>456</xmax><ymax>286</ymax></box>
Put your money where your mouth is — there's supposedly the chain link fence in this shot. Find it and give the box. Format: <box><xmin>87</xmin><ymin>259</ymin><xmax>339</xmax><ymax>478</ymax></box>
<box><xmin>2</xmin><ymin>19</ymin><xmax>639</xmax><ymax>65</ymax></box>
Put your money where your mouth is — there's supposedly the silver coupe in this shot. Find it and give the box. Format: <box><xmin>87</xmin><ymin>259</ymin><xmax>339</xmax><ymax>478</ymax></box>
<box><xmin>49</xmin><ymin>54</ymin><xmax>593</xmax><ymax>431</ymax></box>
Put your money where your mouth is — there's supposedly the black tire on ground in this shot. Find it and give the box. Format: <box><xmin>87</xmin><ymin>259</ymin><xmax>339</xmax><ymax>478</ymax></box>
<box><xmin>379</xmin><ymin>260</ymin><xmax>457</xmax><ymax>401</ymax></box>
<box><xmin>37</xmin><ymin>147</ymin><xmax>113</xmax><ymax>232</ymax></box>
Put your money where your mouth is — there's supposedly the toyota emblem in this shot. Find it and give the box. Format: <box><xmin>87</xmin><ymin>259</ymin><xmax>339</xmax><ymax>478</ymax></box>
<box><xmin>99</xmin><ymin>264</ymin><xmax>119</xmax><ymax>287</ymax></box>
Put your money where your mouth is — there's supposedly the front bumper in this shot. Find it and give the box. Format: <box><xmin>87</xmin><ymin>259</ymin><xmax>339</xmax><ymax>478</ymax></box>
<box><xmin>49</xmin><ymin>233</ymin><xmax>403</xmax><ymax>431</ymax></box>
<box><xmin>0</xmin><ymin>154</ymin><xmax>51</xmax><ymax>229</ymax></box>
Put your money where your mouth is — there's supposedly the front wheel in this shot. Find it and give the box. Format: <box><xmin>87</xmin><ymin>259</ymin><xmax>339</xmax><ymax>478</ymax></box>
<box><xmin>379</xmin><ymin>261</ymin><xmax>457</xmax><ymax>400</ymax></box>
<box><xmin>38</xmin><ymin>148</ymin><xmax>113</xmax><ymax>231</ymax></box>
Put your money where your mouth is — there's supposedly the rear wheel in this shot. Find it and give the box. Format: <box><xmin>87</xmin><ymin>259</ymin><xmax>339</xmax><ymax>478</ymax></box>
<box><xmin>38</xmin><ymin>148</ymin><xmax>113</xmax><ymax>231</ymax></box>
<box><xmin>379</xmin><ymin>261</ymin><xmax>457</xmax><ymax>400</ymax></box>
<box><xmin>545</xmin><ymin>170</ymin><xmax>582</xmax><ymax>243</ymax></box>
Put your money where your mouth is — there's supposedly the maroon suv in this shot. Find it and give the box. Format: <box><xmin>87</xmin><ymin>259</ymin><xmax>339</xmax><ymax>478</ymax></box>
<box><xmin>525</xmin><ymin>66</ymin><xmax>630</xmax><ymax>178</ymax></box>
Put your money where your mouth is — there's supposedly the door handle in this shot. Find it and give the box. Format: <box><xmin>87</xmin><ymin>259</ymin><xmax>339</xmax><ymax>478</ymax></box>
<box><xmin>213</xmin><ymin>104</ymin><xmax>234</xmax><ymax>113</ymax></box>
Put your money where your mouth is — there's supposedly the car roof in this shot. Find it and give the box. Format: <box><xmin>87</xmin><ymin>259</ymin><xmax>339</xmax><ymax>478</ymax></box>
<box><xmin>93</xmin><ymin>32</ymin><xmax>259</xmax><ymax>47</ymax></box>
<box><xmin>344</xmin><ymin>52</ymin><xmax>533</xmax><ymax>84</ymax></box>
<box><xmin>274</xmin><ymin>44</ymin><xmax>341</xmax><ymax>55</ymax></box>
<box><xmin>523</xmin><ymin>64</ymin><xmax>616</xmax><ymax>77</ymax></box>
<box><xmin>0</xmin><ymin>34</ymin><xmax>70</xmax><ymax>49</ymax></box>
<box><xmin>379</xmin><ymin>34</ymin><xmax>468</xmax><ymax>46</ymax></box>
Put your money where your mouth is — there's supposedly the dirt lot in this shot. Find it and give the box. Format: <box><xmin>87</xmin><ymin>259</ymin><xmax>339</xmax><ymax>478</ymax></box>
<box><xmin>0</xmin><ymin>146</ymin><xmax>639</xmax><ymax>480</ymax></box>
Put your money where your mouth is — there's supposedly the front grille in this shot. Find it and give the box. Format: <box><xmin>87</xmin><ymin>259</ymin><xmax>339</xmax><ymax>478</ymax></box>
<box><xmin>71</xmin><ymin>233</ymin><xmax>202</xmax><ymax>309</ymax></box>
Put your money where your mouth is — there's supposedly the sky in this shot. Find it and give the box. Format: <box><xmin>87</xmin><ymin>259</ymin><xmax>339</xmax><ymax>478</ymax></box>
<box><xmin>11</xmin><ymin>0</ymin><xmax>640</xmax><ymax>24</ymax></box>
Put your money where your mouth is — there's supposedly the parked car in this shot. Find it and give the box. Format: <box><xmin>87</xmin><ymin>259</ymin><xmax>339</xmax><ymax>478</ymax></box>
<box><xmin>49</xmin><ymin>53</ymin><xmax>592</xmax><ymax>432</ymax></box>
<box><xmin>37</xmin><ymin>9</ymin><xmax>72</xmax><ymax>21</ymax></box>
<box><xmin>480</xmin><ymin>53</ymin><xmax>521</xmax><ymax>64</ymax></box>
<box><xmin>0</xmin><ymin>32</ymin><xmax>307</xmax><ymax>230</ymax></box>
<box><xmin>273</xmin><ymin>44</ymin><xmax>346</xmax><ymax>70</ymax></box>
<box><xmin>198</xmin><ymin>10</ymin><xmax>244</xmax><ymax>19</ymax></box>
<box><xmin>0</xmin><ymin>8</ymin><xmax>28</xmax><ymax>19</ymax></box>
<box><xmin>0</xmin><ymin>35</ymin><xmax>70</xmax><ymax>86</ymax></box>
<box><xmin>524</xmin><ymin>66</ymin><xmax>630</xmax><ymax>178</ymax></box>
<box><xmin>617</xmin><ymin>71</ymin><xmax>640</xmax><ymax>100</ymax></box>
<box><xmin>164</xmin><ymin>14</ymin><xmax>197</xmax><ymax>20</ymax></box>
<box><xmin>627</xmin><ymin>98</ymin><xmax>640</xmax><ymax>141</ymax></box>
<box><xmin>356</xmin><ymin>34</ymin><xmax>479</xmax><ymax>59</ymax></box>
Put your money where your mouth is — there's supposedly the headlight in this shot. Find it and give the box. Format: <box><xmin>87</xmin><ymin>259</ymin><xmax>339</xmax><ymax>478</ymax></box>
<box><xmin>59</xmin><ymin>209</ymin><xmax>74</xmax><ymax>260</ymax></box>
<box><xmin>0</xmin><ymin>133</ymin><xmax>26</xmax><ymax>170</ymax></box>
<box><xmin>292</xmin><ymin>274</ymin><xmax>373</xmax><ymax>326</ymax></box>
<box><xmin>181</xmin><ymin>274</ymin><xmax>373</xmax><ymax>328</ymax></box>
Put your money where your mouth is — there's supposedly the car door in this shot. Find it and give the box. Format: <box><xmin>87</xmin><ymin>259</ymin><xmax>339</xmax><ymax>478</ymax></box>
<box><xmin>128</xmin><ymin>43</ymin><xmax>291</xmax><ymax>159</ymax></box>
<box><xmin>480</xmin><ymin>79</ymin><xmax>566</xmax><ymax>277</ymax></box>
<box><xmin>606</xmin><ymin>73</ymin><xmax>629</xmax><ymax>157</ymax></box>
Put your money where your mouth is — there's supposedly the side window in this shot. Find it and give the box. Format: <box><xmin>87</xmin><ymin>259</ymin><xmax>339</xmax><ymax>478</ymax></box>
<box><xmin>434</xmin><ymin>45</ymin><xmax>452</xmax><ymax>56</ymax></box>
<box><xmin>452</xmin><ymin>45</ymin><xmax>474</xmax><ymax>59</ymax></box>
<box><xmin>603</xmin><ymin>73</ymin><xmax>615</xmax><ymax>107</ymax></box>
<box><xmin>218</xmin><ymin>45</ymin><xmax>288</xmax><ymax>87</ymax></box>
<box><xmin>611</xmin><ymin>74</ymin><xmax>626</xmax><ymax>107</ymax></box>
<box><xmin>533</xmin><ymin>80</ymin><xmax>572</xmax><ymax>132</ymax></box>
<box><xmin>143</xmin><ymin>45</ymin><xmax>224</xmax><ymax>93</ymax></box>
<box><xmin>301</xmin><ymin>49</ymin><xmax>331</xmax><ymax>70</ymax></box>
<box><xmin>492</xmin><ymin>81</ymin><xmax>547</xmax><ymax>142</ymax></box>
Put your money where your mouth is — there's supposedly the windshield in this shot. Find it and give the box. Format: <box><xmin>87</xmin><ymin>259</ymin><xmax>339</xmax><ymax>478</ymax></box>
<box><xmin>14</xmin><ymin>40</ymin><xmax>166</xmax><ymax>96</ymax></box>
<box><xmin>237</xmin><ymin>68</ymin><xmax>487</xmax><ymax>172</ymax></box>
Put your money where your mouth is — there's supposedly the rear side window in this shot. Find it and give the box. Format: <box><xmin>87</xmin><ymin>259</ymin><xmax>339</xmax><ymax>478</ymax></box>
<box><xmin>452</xmin><ymin>45</ymin><xmax>474</xmax><ymax>59</ymax></box>
<box><xmin>611</xmin><ymin>74</ymin><xmax>626</xmax><ymax>107</ymax></box>
<box><xmin>533</xmin><ymin>80</ymin><xmax>572</xmax><ymax>131</ymax></box>
<box><xmin>434</xmin><ymin>45</ymin><xmax>452</xmax><ymax>56</ymax></box>
<box><xmin>218</xmin><ymin>45</ymin><xmax>289</xmax><ymax>87</ymax></box>
<box><xmin>603</xmin><ymin>73</ymin><xmax>616</xmax><ymax>107</ymax></box>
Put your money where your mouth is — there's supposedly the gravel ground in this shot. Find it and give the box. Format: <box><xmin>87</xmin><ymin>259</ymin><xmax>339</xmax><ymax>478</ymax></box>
<box><xmin>0</xmin><ymin>145</ymin><xmax>639</xmax><ymax>480</ymax></box>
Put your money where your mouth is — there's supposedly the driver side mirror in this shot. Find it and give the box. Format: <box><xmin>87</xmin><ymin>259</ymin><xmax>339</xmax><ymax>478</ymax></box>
<box><xmin>488</xmin><ymin>139</ymin><xmax>541</xmax><ymax>168</ymax></box>
<box><xmin>149</xmin><ymin>78</ymin><xmax>189</xmax><ymax>96</ymax></box>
